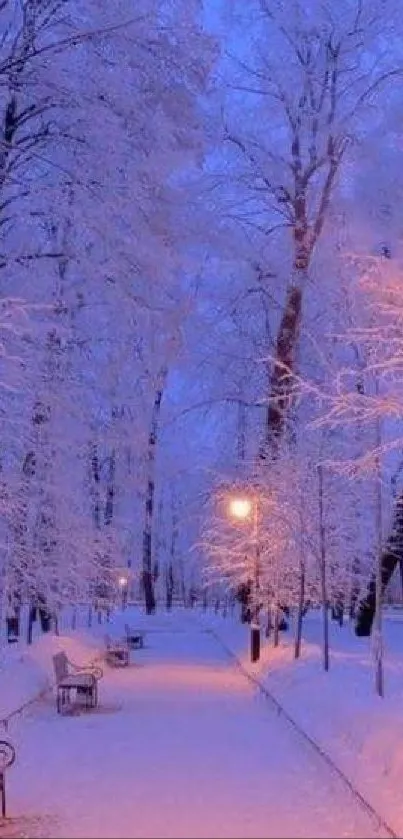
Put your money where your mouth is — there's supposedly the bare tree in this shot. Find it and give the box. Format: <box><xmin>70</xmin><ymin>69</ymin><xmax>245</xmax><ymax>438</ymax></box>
<box><xmin>142</xmin><ymin>367</ymin><xmax>168</xmax><ymax>614</ymax></box>
<box><xmin>222</xmin><ymin>0</ymin><xmax>402</xmax><ymax>457</ymax></box>
<box><xmin>0</xmin><ymin>3</ymin><xmax>70</xmax><ymax>249</ymax></box>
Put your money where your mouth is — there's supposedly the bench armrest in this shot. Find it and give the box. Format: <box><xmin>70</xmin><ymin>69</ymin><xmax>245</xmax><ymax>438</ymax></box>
<box><xmin>79</xmin><ymin>665</ymin><xmax>103</xmax><ymax>681</ymax></box>
<box><xmin>0</xmin><ymin>741</ymin><xmax>15</xmax><ymax>770</ymax></box>
<box><xmin>90</xmin><ymin>665</ymin><xmax>103</xmax><ymax>680</ymax></box>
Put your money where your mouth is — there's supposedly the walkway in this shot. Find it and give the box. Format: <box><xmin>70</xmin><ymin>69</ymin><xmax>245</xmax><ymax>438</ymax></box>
<box><xmin>6</xmin><ymin>617</ymin><xmax>388</xmax><ymax>838</ymax></box>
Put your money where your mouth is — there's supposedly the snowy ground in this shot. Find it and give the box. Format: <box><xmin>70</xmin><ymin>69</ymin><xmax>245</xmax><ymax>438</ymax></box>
<box><xmin>199</xmin><ymin>608</ymin><xmax>403</xmax><ymax>838</ymax></box>
<box><xmin>0</xmin><ymin>607</ymin><xmax>401</xmax><ymax>838</ymax></box>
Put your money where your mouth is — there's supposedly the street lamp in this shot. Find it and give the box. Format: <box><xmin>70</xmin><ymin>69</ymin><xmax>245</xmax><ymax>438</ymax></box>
<box><xmin>229</xmin><ymin>497</ymin><xmax>253</xmax><ymax>521</ymax></box>
<box><xmin>228</xmin><ymin>492</ymin><xmax>261</xmax><ymax>662</ymax></box>
<box><xmin>118</xmin><ymin>575</ymin><xmax>128</xmax><ymax>611</ymax></box>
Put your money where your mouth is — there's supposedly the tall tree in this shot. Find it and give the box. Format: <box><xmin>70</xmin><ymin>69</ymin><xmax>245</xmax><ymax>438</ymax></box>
<box><xmin>219</xmin><ymin>0</ymin><xmax>403</xmax><ymax>456</ymax></box>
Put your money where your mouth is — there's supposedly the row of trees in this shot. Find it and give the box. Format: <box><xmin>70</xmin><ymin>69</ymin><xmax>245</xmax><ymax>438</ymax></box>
<box><xmin>1</xmin><ymin>0</ymin><xmax>403</xmax><ymax>674</ymax></box>
<box><xmin>0</xmin><ymin>0</ymin><xmax>218</xmax><ymax>631</ymax></box>
<box><xmin>198</xmin><ymin>0</ymin><xmax>403</xmax><ymax>695</ymax></box>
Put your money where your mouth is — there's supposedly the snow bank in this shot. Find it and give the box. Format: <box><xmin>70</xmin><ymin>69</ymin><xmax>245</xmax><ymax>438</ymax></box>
<box><xmin>26</xmin><ymin>630</ymin><xmax>102</xmax><ymax>681</ymax></box>
<box><xmin>0</xmin><ymin>651</ymin><xmax>47</xmax><ymax>722</ymax></box>
<box><xmin>0</xmin><ymin>630</ymin><xmax>103</xmax><ymax>724</ymax></box>
<box><xmin>203</xmin><ymin>610</ymin><xmax>403</xmax><ymax>835</ymax></box>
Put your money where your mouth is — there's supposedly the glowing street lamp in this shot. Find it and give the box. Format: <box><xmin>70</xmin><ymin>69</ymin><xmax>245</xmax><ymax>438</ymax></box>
<box><xmin>228</xmin><ymin>492</ymin><xmax>261</xmax><ymax>663</ymax></box>
<box><xmin>118</xmin><ymin>575</ymin><xmax>128</xmax><ymax>610</ymax></box>
<box><xmin>228</xmin><ymin>497</ymin><xmax>253</xmax><ymax>521</ymax></box>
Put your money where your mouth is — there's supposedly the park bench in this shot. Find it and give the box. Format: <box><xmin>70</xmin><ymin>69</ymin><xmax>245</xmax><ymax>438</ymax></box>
<box><xmin>52</xmin><ymin>651</ymin><xmax>103</xmax><ymax>714</ymax></box>
<box><xmin>124</xmin><ymin>623</ymin><xmax>145</xmax><ymax>649</ymax></box>
<box><xmin>104</xmin><ymin>634</ymin><xmax>129</xmax><ymax>667</ymax></box>
<box><xmin>0</xmin><ymin>739</ymin><xmax>15</xmax><ymax>817</ymax></box>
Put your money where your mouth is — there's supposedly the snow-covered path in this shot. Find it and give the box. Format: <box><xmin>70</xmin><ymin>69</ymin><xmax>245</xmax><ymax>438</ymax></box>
<box><xmin>8</xmin><ymin>618</ymin><xmax>388</xmax><ymax>838</ymax></box>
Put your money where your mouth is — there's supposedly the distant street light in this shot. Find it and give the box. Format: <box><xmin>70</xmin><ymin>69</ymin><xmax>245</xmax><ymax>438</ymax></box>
<box><xmin>118</xmin><ymin>575</ymin><xmax>128</xmax><ymax>610</ymax></box>
<box><xmin>228</xmin><ymin>492</ymin><xmax>261</xmax><ymax>662</ymax></box>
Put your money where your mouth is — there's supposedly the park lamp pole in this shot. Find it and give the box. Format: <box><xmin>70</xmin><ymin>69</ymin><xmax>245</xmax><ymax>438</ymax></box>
<box><xmin>228</xmin><ymin>494</ymin><xmax>261</xmax><ymax>662</ymax></box>
<box><xmin>118</xmin><ymin>575</ymin><xmax>128</xmax><ymax>610</ymax></box>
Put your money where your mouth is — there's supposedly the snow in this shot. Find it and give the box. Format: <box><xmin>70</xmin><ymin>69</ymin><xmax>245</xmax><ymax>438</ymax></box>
<box><xmin>0</xmin><ymin>607</ymin><xmax>402</xmax><ymax>838</ymax></box>
<box><xmin>200</xmin><ymin>608</ymin><xmax>403</xmax><ymax>836</ymax></box>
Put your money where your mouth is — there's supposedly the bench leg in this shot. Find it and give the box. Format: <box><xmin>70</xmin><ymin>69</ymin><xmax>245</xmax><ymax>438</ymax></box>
<box><xmin>59</xmin><ymin>687</ymin><xmax>66</xmax><ymax>713</ymax></box>
<box><xmin>1</xmin><ymin>773</ymin><xmax>5</xmax><ymax>818</ymax></box>
<box><xmin>58</xmin><ymin>687</ymin><xmax>71</xmax><ymax>713</ymax></box>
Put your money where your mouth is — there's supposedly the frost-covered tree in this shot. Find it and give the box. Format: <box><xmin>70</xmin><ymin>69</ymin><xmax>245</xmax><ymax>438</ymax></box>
<box><xmin>212</xmin><ymin>0</ymin><xmax>403</xmax><ymax>458</ymax></box>
<box><xmin>0</xmin><ymin>0</ymin><xmax>219</xmax><ymax>626</ymax></box>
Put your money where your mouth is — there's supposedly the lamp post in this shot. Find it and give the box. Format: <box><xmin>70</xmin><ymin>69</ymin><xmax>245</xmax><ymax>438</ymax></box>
<box><xmin>118</xmin><ymin>575</ymin><xmax>128</xmax><ymax>611</ymax></box>
<box><xmin>228</xmin><ymin>493</ymin><xmax>261</xmax><ymax>662</ymax></box>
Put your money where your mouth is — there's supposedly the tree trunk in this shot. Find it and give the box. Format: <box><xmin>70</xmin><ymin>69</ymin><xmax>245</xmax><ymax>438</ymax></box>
<box><xmin>39</xmin><ymin>606</ymin><xmax>51</xmax><ymax>633</ymax></box>
<box><xmin>265</xmin><ymin>601</ymin><xmax>272</xmax><ymax>637</ymax></box>
<box><xmin>265</xmin><ymin>283</ymin><xmax>303</xmax><ymax>454</ymax></box>
<box><xmin>104</xmin><ymin>451</ymin><xmax>115</xmax><ymax>526</ymax></box>
<box><xmin>273</xmin><ymin>604</ymin><xmax>280</xmax><ymax>647</ymax></box>
<box><xmin>272</xmin><ymin>558</ymin><xmax>281</xmax><ymax>647</ymax></box>
<box><xmin>165</xmin><ymin>563</ymin><xmax>174</xmax><ymax>611</ymax></box>
<box><xmin>142</xmin><ymin>368</ymin><xmax>167</xmax><ymax>615</ymax></box>
<box><xmin>143</xmin><ymin>482</ymin><xmax>157</xmax><ymax>615</ymax></box>
<box><xmin>355</xmin><ymin>507</ymin><xmax>403</xmax><ymax>639</ymax></box>
<box><xmin>294</xmin><ymin>563</ymin><xmax>305</xmax><ymax>659</ymax></box>
<box><xmin>261</xmin><ymin>194</ymin><xmax>311</xmax><ymax>456</ymax></box>
<box><xmin>90</xmin><ymin>443</ymin><xmax>101</xmax><ymax>528</ymax></box>
<box><xmin>168</xmin><ymin>492</ymin><xmax>178</xmax><ymax>610</ymax></box>
<box><xmin>318</xmin><ymin>464</ymin><xmax>329</xmax><ymax>671</ymax></box>
<box><xmin>374</xmin><ymin>402</ymin><xmax>384</xmax><ymax>697</ymax></box>
<box><xmin>27</xmin><ymin>606</ymin><xmax>36</xmax><ymax>645</ymax></box>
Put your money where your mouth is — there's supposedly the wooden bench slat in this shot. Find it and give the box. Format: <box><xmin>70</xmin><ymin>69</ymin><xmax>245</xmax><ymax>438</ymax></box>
<box><xmin>58</xmin><ymin>674</ymin><xmax>94</xmax><ymax>688</ymax></box>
